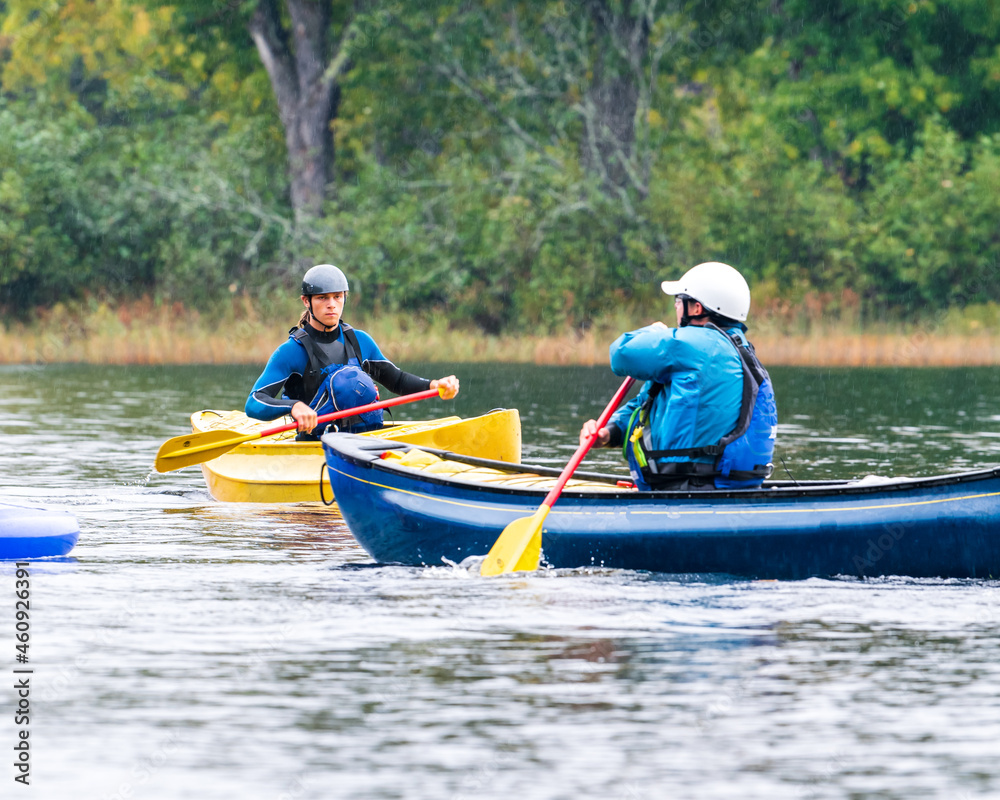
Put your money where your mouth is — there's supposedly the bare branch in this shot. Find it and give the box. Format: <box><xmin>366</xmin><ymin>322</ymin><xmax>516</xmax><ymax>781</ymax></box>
<box><xmin>320</xmin><ymin>11</ymin><xmax>363</xmax><ymax>89</ymax></box>
<box><xmin>434</xmin><ymin>59</ymin><xmax>564</xmax><ymax>170</ymax></box>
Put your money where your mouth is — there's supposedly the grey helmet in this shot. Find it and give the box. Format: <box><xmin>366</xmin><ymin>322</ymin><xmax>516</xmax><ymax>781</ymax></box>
<box><xmin>301</xmin><ymin>264</ymin><xmax>349</xmax><ymax>295</ymax></box>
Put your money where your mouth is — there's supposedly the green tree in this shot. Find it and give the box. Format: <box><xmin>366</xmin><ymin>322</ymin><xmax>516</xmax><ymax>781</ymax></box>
<box><xmin>0</xmin><ymin>0</ymin><xmax>292</xmax><ymax>311</ymax></box>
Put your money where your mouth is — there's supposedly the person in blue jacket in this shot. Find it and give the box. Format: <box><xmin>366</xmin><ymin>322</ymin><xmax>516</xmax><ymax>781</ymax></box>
<box><xmin>246</xmin><ymin>264</ymin><xmax>459</xmax><ymax>439</ymax></box>
<box><xmin>579</xmin><ymin>262</ymin><xmax>777</xmax><ymax>491</ymax></box>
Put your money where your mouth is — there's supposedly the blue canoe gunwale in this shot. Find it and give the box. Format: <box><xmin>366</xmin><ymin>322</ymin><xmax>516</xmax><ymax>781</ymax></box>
<box><xmin>321</xmin><ymin>433</ymin><xmax>1000</xmax><ymax>580</ymax></box>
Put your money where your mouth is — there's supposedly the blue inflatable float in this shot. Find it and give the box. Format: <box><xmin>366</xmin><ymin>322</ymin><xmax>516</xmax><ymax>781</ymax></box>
<box><xmin>0</xmin><ymin>503</ymin><xmax>79</xmax><ymax>560</ymax></box>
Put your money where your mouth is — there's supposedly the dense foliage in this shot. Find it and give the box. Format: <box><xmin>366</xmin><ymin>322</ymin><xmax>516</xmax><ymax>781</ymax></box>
<box><xmin>2</xmin><ymin>0</ymin><xmax>1000</xmax><ymax>331</ymax></box>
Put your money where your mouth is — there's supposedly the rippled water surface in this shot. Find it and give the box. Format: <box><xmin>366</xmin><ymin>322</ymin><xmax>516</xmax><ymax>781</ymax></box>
<box><xmin>1</xmin><ymin>363</ymin><xmax>999</xmax><ymax>799</ymax></box>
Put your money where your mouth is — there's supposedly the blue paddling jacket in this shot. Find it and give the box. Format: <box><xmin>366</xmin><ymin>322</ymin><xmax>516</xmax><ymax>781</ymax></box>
<box><xmin>606</xmin><ymin>322</ymin><xmax>777</xmax><ymax>490</ymax></box>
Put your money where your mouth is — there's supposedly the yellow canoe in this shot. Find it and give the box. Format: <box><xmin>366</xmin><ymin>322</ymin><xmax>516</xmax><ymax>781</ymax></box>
<box><xmin>190</xmin><ymin>408</ymin><xmax>521</xmax><ymax>503</ymax></box>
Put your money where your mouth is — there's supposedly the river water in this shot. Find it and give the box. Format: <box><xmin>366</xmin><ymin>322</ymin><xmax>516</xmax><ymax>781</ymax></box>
<box><xmin>1</xmin><ymin>362</ymin><xmax>999</xmax><ymax>799</ymax></box>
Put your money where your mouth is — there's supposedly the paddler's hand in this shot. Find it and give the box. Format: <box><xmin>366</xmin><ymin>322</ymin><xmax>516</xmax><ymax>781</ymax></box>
<box><xmin>291</xmin><ymin>401</ymin><xmax>318</xmax><ymax>434</ymax></box>
<box><xmin>430</xmin><ymin>376</ymin><xmax>460</xmax><ymax>400</ymax></box>
<box><xmin>580</xmin><ymin>419</ymin><xmax>610</xmax><ymax>448</ymax></box>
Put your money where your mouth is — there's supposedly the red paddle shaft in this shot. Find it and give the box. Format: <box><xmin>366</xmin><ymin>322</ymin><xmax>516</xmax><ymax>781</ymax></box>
<box><xmin>259</xmin><ymin>387</ymin><xmax>442</xmax><ymax>437</ymax></box>
<box><xmin>540</xmin><ymin>377</ymin><xmax>636</xmax><ymax>508</ymax></box>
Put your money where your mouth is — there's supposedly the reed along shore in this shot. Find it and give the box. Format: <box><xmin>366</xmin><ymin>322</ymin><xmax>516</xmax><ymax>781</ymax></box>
<box><xmin>2</xmin><ymin>303</ymin><xmax>998</xmax><ymax>368</ymax></box>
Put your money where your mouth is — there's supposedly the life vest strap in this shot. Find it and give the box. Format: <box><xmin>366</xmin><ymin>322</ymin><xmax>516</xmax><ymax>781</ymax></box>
<box><xmin>290</xmin><ymin>322</ymin><xmax>365</xmax><ymax>403</ymax></box>
<box><xmin>643</xmin><ymin>461</ymin><xmax>772</xmax><ymax>485</ymax></box>
<box><xmin>644</xmin><ymin>460</ymin><xmax>720</xmax><ymax>480</ymax></box>
<box><xmin>645</xmin><ymin>444</ymin><xmax>726</xmax><ymax>459</ymax></box>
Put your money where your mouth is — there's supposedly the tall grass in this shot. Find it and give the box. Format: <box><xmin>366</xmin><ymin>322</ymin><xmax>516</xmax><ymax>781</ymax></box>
<box><xmin>2</xmin><ymin>296</ymin><xmax>999</xmax><ymax>367</ymax></box>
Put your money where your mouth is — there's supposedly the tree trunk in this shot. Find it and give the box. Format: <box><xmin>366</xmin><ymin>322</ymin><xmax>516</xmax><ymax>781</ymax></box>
<box><xmin>248</xmin><ymin>0</ymin><xmax>339</xmax><ymax>222</ymax></box>
<box><xmin>581</xmin><ymin>0</ymin><xmax>649</xmax><ymax>194</ymax></box>
<box><xmin>585</xmin><ymin>70</ymin><xmax>640</xmax><ymax>190</ymax></box>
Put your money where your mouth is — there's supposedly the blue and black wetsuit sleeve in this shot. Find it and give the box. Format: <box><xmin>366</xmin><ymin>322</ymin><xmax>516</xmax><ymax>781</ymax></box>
<box><xmin>352</xmin><ymin>330</ymin><xmax>433</xmax><ymax>396</ymax></box>
<box><xmin>364</xmin><ymin>360</ymin><xmax>432</xmax><ymax>395</ymax></box>
<box><xmin>245</xmin><ymin>340</ymin><xmax>309</xmax><ymax>421</ymax></box>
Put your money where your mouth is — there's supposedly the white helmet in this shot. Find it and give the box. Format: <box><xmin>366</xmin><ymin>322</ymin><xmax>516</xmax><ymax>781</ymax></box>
<box><xmin>660</xmin><ymin>262</ymin><xmax>751</xmax><ymax>322</ymax></box>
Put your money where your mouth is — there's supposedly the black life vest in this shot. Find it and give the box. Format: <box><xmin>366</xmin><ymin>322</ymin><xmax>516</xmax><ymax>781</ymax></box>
<box><xmin>288</xmin><ymin>322</ymin><xmax>385</xmax><ymax>434</ymax></box>
<box><xmin>288</xmin><ymin>322</ymin><xmax>365</xmax><ymax>404</ymax></box>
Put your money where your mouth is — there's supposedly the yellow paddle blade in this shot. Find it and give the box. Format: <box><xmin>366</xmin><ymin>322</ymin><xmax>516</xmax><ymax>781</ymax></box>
<box><xmin>154</xmin><ymin>428</ymin><xmax>256</xmax><ymax>473</ymax></box>
<box><xmin>480</xmin><ymin>505</ymin><xmax>548</xmax><ymax>576</ymax></box>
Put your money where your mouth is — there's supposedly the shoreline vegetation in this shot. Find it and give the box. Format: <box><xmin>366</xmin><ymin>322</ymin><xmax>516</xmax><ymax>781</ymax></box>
<box><xmin>2</xmin><ymin>300</ymin><xmax>999</xmax><ymax>368</ymax></box>
<box><xmin>6</xmin><ymin>3</ymin><xmax>1000</xmax><ymax>367</ymax></box>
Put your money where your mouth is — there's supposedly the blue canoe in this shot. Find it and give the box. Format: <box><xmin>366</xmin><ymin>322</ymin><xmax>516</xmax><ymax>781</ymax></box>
<box><xmin>321</xmin><ymin>433</ymin><xmax>1000</xmax><ymax>580</ymax></box>
<box><xmin>0</xmin><ymin>503</ymin><xmax>80</xmax><ymax>560</ymax></box>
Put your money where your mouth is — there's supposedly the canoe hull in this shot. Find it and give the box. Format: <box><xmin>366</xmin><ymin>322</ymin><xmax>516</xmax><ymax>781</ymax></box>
<box><xmin>0</xmin><ymin>504</ymin><xmax>79</xmax><ymax>560</ymax></box>
<box><xmin>193</xmin><ymin>409</ymin><xmax>521</xmax><ymax>503</ymax></box>
<box><xmin>322</xmin><ymin>435</ymin><xmax>1000</xmax><ymax>580</ymax></box>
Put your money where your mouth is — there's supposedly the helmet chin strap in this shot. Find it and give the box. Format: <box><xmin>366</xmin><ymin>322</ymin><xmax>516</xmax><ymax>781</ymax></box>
<box><xmin>679</xmin><ymin>298</ymin><xmax>708</xmax><ymax>328</ymax></box>
<box><xmin>308</xmin><ymin>297</ymin><xmax>338</xmax><ymax>333</ymax></box>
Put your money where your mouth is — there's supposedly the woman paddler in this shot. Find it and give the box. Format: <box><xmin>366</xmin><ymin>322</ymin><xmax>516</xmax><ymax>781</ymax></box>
<box><xmin>245</xmin><ymin>264</ymin><xmax>459</xmax><ymax>439</ymax></box>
